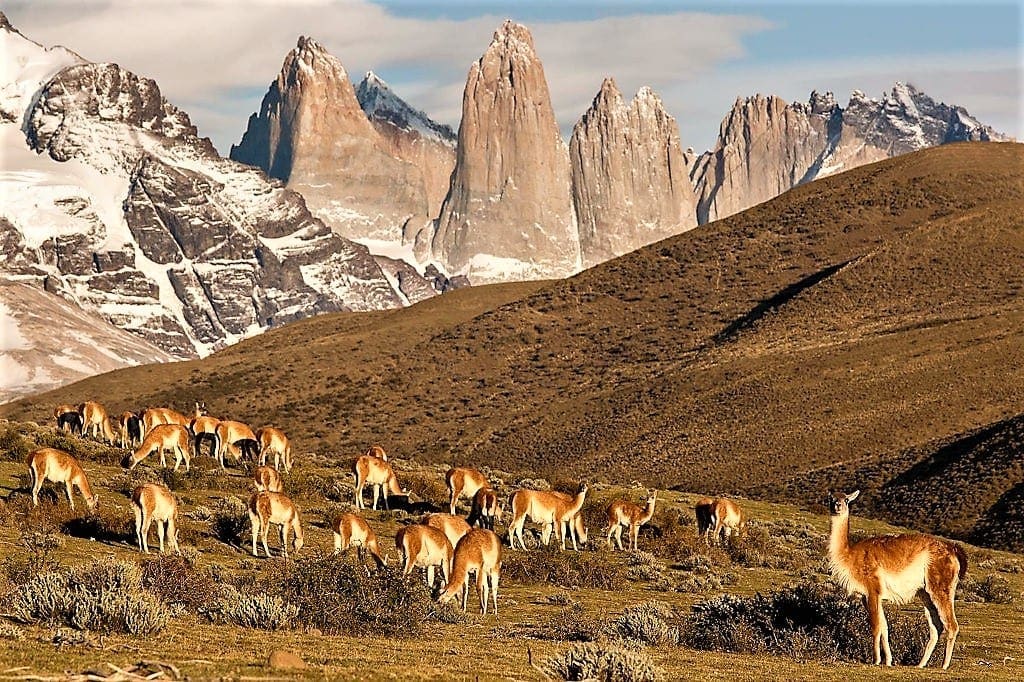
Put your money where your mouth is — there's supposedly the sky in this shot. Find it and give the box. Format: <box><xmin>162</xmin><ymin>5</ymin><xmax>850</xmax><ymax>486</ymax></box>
<box><xmin>5</xmin><ymin>1</ymin><xmax>1021</xmax><ymax>155</ymax></box>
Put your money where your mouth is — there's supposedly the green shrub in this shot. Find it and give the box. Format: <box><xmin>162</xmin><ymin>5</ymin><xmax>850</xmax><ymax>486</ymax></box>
<box><xmin>503</xmin><ymin>544</ymin><xmax>625</xmax><ymax>590</ymax></box>
<box><xmin>3</xmin><ymin>558</ymin><xmax>170</xmax><ymax>635</ymax></box>
<box><xmin>682</xmin><ymin>582</ymin><xmax>927</xmax><ymax>664</ymax></box>
<box><xmin>541</xmin><ymin>642</ymin><xmax>663</xmax><ymax>682</ymax></box>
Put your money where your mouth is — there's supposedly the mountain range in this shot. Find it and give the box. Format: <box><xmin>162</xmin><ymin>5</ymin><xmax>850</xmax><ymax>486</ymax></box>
<box><xmin>0</xmin><ymin>13</ymin><xmax>1011</xmax><ymax>400</ymax></box>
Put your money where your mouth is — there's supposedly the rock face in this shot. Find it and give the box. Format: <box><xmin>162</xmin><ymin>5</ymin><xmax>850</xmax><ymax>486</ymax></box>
<box><xmin>1</xmin><ymin>19</ymin><xmax>402</xmax><ymax>365</ymax></box>
<box><xmin>231</xmin><ymin>38</ymin><xmax>428</xmax><ymax>241</ymax></box>
<box><xmin>693</xmin><ymin>83</ymin><xmax>1010</xmax><ymax>224</ymax></box>
<box><xmin>356</xmin><ymin>71</ymin><xmax>456</xmax><ymax>219</ymax></box>
<box><xmin>570</xmin><ymin>79</ymin><xmax>698</xmax><ymax>267</ymax></box>
<box><xmin>431</xmin><ymin>21</ymin><xmax>580</xmax><ymax>282</ymax></box>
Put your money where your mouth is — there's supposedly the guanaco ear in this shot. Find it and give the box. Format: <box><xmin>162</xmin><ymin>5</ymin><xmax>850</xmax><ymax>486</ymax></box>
<box><xmin>847</xmin><ymin>490</ymin><xmax>861</xmax><ymax>503</ymax></box>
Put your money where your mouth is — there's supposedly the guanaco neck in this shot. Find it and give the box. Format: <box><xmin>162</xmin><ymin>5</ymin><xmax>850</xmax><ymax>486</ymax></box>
<box><xmin>563</xmin><ymin>490</ymin><xmax>586</xmax><ymax>518</ymax></box>
<box><xmin>639</xmin><ymin>497</ymin><xmax>657</xmax><ymax>525</ymax></box>
<box><xmin>828</xmin><ymin>512</ymin><xmax>851</xmax><ymax>563</ymax></box>
<box><xmin>74</xmin><ymin>466</ymin><xmax>95</xmax><ymax>502</ymax></box>
<box><xmin>442</xmin><ymin>550</ymin><xmax>476</xmax><ymax>598</ymax></box>
<box><xmin>388</xmin><ymin>473</ymin><xmax>403</xmax><ymax>496</ymax></box>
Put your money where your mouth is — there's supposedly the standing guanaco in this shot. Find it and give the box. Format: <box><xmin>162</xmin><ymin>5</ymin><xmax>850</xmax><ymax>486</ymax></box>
<box><xmin>54</xmin><ymin>404</ymin><xmax>82</xmax><ymax>434</ymax></box>
<box><xmin>423</xmin><ymin>513</ymin><xmax>472</xmax><ymax>550</ymax></box>
<box><xmin>710</xmin><ymin>498</ymin><xmax>745</xmax><ymax>544</ymax></box>
<box><xmin>248</xmin><ymin>491</ymin><xmax>303</xmax><ymax>558</ymax></box>
<box><xmin>27</xmin><ymin>448</ymin><xmax>98</xmax><ymax>511</ymax></box>
<box><xmin>140</xmin><ymin>406</ymin><xmax>190</xmax><ymax>439</ymax></box>
<box><xmin>395</xmin><ymin>524</ymin><xmax>453</xmax><ymax>589</ymax></box>
<box><xmin>118</xmin><ymin>411</ymin><xmax>143</xmax><ymax>449</ymax></box>
<box><xmin>508</xmin><ymin>484</ymin><xmax>588</xmax><ymax>551</ymax></box>
<box><xmin>80</xmin><ymin>401</ymin><xmax>116</xmax><ymax>444</ymax></box>
<box><xmin>467</xmin><ymin>487</ymin><xmax>502</xmax><ymax>531</ymax></box>
<box><xmin>695</xmin><ymin>497</ymin><xmax>716</xmax><ymax>545</ymax></box>
<box><xmin>332</xmin><ymin>513</ymin><xmax>387</xmax><ymax>569</ymax></box>
<box><xmin>607</xmin><ymin>490</ymin><xmax>658</xmax><ymax>551</ymax></box>
<box><xmin>365</xmin><ymin>445</ymin><xmax>388</xmax><ymax>461</ymax></box>
<box><xmin>253</xmin><ymin>465</ymin><xmax>284</xmax><ymax>493</ymax></box>
<box><xmin>352</xmin><ymin>455</ymin><xmax>407</xmax><ymax>510</ymax></box>
<box><xmin>190</xmin><ymin>408</ymin><xmax>220</xmax><ymax>459</ymax></box>
<box><xmin>124</xmin><ymin>424</ymin><xmax>192</xmax><ymax>471</ymax></box>
<box><xmin>131</xmin><ymin>483</ymin><xmax>179</xmax><ymax>554</ymax></box>
<box><xmin>827</xmin><ymin>490</ymin><xmax>967</xmax><ymax>670</ymax></box>
<box><xmin>551</xmin><ymin>490</ymin><xmax>589</xmax><ymax>549</ymax></box>
<box><xmin>439</xmin><ymin>529</ymin><xmax>502</xmax><ymax>615</ymax></box>
<box><xmin>257</xmin><ymin>427</ymin><xmax>292</xmax><ymax>472</ymax></box>
<box><xmin>213</xmin><ymin>420</ymin><xmax>257</xmax><ymax>468</ymax></box>
<box><xmin>445</xmin><ymin>467</ymin><xmax>488</xmax><ymax>515</ymax></box>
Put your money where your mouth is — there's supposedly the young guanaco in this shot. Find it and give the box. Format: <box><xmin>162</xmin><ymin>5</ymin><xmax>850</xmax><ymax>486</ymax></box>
<box><xmin>606</xmin><ymin>490</ymin><xmax>657</xmax><ymax>551</ymax></box>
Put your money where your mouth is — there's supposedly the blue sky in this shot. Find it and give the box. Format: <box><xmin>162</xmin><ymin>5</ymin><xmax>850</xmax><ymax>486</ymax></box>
<box><xmin>8</xmin><ymin>1</ymin><xmax>1020</xmax><ymax>153</ymax></box>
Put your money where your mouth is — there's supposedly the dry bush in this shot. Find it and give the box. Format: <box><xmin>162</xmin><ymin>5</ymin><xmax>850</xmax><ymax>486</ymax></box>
<box><xmin>401</xmin><ymin>471</ymin><xmax>448</xmax><ymax>508</ymax></box>
<box><xmin>0</xmin><ymin>621</ymin><xmax>24</xmax><ymax>641</ymax></box>
<box><xmin>541</xmin><ymin>641</ymin><xmax>663</xmax><ymax>682</ymax></box>
<box><xmin>2</xmin><ymin>558</ymin><xmax>170</xmax><ymax>636</ymax></box>
<box><xmin>6</xmin><ymin>492</ymin><xmax>79</xmax><ymax>535</ymax></box>
<box><xmin>959</xmin><ymin>574</ymin><xmax>1016</xmax><ymax>604</ymax></box>
<box><xmin>286</xmin><ymin>470</ymin><xmax>344</xmax><ymax>502</ymax></box>
<box><xmin>141</xmin><ymin>553</ymin><xmax>219</xmax><ymax>612</ymax></box>
<box><xmin>2</xmin><ymin>531</ymin><xmax>62</xmax><ymax>587</ymax></box>
<box><xmin>682</xmin><ymin>582</ymin><xmax>927</xmax><ymax>664</ymax></box>
<box><xmin>62</xmin><ymin>505</ymin><xmax>134</xmax><ymax>544</ymax></box>
<box><xmin>211</xmin><ymin>585</ymin><xmax>297</xmax><ymax>630</ymax></box>
<box><xmin>613</xmin><ymin>601</ymin><xmax>681</xmax><ymax>646</ymax></box>
<box><xmin>211</xmin><ymin>496</ymin><xmax>249</xmax><ymax>545</ymax></box>
<box><xmin>507</xmin><ymin>603</ymin><xmax>606</xmax><ymax>642</ymax></box>
<box><xmin>0</xmin><ymin>425</ymin><xmax>31</xmax><ymax>462</ymax></box>
<box><xmin>502</xmin><ymin>544</ymin><xmax>625</xmax><ymax>590</ymax></box>
<box><xmin>640</xmin><ymin>508</ymin><xmax>729</xmax><ymax>566</ymax></box>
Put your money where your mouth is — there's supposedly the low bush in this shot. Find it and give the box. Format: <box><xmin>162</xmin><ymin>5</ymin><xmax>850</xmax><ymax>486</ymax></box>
<box><xmin>62</xmin><ymin>505</ymin><xmax>134</xmax><ymax>544</ymax></box>
<box><xmin>959</xmin><ymin>574</ymin><xmax>1016</xmax><ymax>604</ymax></box>
<box><xmin>0</xmin><ymin>425</ymin><xmax>31</xmax><ymax>462</ymax></box>
<box><xmin>613</xmin><ymin>602</ymin><xmax>680</xmax><ymax>646</ymax></box>
<box><xmin>2</xmin><ymin>558</ymin><xmax>170</xmax><ymax>636</ymax></box>
<box><xmin>541</xmin><ymin>642</ymin><xmax>663</xmax><ymax>682</ymax></box>
<box><xmin>682</xmin><ymin>582</ymin><xmax>927</xmax><ymax>664</ymax></box>
<box><xmin>211</xmin><ymin>496</ymin><xmax>250</xmax><ymax>545</ymax></box>
<box><xmin>141</xmin><ymin>553</ymin><xmax>219</xmax><ymax>612</ymax></box>
<box><xmin>211</xmin><ymin>585</ymin><xmax>297</xmax><ymax>630</ymax></box>
<box><xmin>2</xmin><ymin>531</ymin><xmax>62</xmax><ymax>586</ymax></box>
<box><xmin>518</xmin><ymin>603</ymin><xmax>606</xmax><ymax>642</ymax></box>
<box><xmin>503</xmin><ymin>544</ymin><xmax>625</xmax><ymax>590</ymax></box>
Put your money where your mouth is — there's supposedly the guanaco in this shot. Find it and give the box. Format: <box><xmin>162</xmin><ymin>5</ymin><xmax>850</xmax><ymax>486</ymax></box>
<box><xmin>446</xmin><ymin>467</ymin><xmax>488</xmax><ymax>515</ymax></box>
<box><xmin>551</xmin><ymin>490</ymin><xmax>589</xmax><ymax>549</ymax></box>
<box><xmin>118</xmin><ymin>411</ymin><xmax>143</xmax><ymax>449</ymax></box>
<box><xmin>27</xmin><ymin>448</ymin><xmax>98</xmax><ymax>511</ymax></box>
<box><xmin>190</xmin><ymin>409</ymin><xmax>220</xmax><ymax>459</ymax></box>
<box><xmin>607</xmin><ymin>490</ymin><xmax>658</xmax><ymax>551</ymax></box>
<box><xmin>253</xmin><ymin>465</ymin><xmax>283</xmax><ymax>493</ymax></box>
<box><xmin>352</xmin><ymin>455</ymin><xmax>406</xmax><ymax>510</ymax></box>
<box><xmin>213</xmin><ymin>420</ymin><xmax>257</xmax><ymax>468</ymax></box>
<box><xmin>365</xmin><ymin>445</ymin><xmax>388</xmax><ymax>461</ymax></box>
<box><xmin>424</xmin><ymin>513</ymin><xmax>472</xmax><ymax>550</ymax></box>
<box><xmin>508</xmin><ymin>484</ymin><xmax>588</xmax><ymax>551</ymax></box>
<box><xmin>332</xmin><ymin>513</ymin><xmax>386</xmax><ymax>569</ymax></box>
<box><xmin>125</xmin><ymin>424</ymin><xmax>191</xmax><ymax>471</ymax></box>
<box><xmin>695</xmin><ymin>497</ymin><xmax>716</xmax><ymax>545</ymax></box>
<box><xmin>257</xmin><ymin>427</ymin><xmax>292</xmax><ymax>472</ymax></box>
<box><xmin>54</xmin><ymin>404</ymin><xmax>82</xmax><ymax>434</ymax></box>
<box><xmin>140</xmin><ymin>406</ymin><xmax>190</xmax><ymax>439</ymax></box>
<box><xmin>827</xmin><ymin>490</ymin><xmax>967</xmax><ymax>670</ymax></box>
<box><xmin>439</xmin><ymin>529</ymin><xmax>502</xmax><ymax>615</ymax></box>
<box><xmin>248</xmin><ymin>491</ymin><xmax>303</xmax><ymax>558</ymax></box>
<box><xmin>710</xmin><ymin>498</ymin><xmax>745</xmax><ymax>544</ymax></box>
<box><xmin>131</xmin><ymin>483</ymin><xmax>179</xmax><ymax>554</ymax></box>
<box><xmin>395</xmin><ymin>524</ymin><xmax>453</xmax><ymax>589</ymax></box>
<box><xmin>467</xmin><ymin>487</ymin><xmax>502</xmax><ymax>531</ymax></box>
<box><xmin>80</xmin><ymin>401</ymin><xmax>116</xmax><ymax>444</ymax></box>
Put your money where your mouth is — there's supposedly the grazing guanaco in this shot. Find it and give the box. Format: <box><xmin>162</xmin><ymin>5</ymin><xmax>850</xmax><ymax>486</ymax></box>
<box><xmin>365</xmin><ymin>445</ymin><xmax>388</xmax><ymax>461</ymax></box>
<box><xmin>131</xmin><ymin>483</ymin><xmax>179</xmax><ymax>554</ymax></box>
<box><xmin>352</xmin><ymin>455</ymin><xmax>407</xmax><ymax>510</ymax></box>
<box><xmin>395</xmin><ymin>524</ymin><xmax>453</xmax><ymax>589</ymax></box>
<box><xmin>27</xmin><ymin>448</ymin><xmax>98</xmax><ymax>511</ymax></box>
<box><xmin>467</xmin><ymin>487</ymin><xmax>502</xmax><ymax>531</ymax></box>
<box><xmin>827</xmin><ymin>490</ymin><xmax>967</xmax><ymax>670</ymax></box>
<box><xmin>695</xmin><ymin>497</ymin><xmax>716</xmax><ymax>545</ymax></box>
<box><xmin>140</xmin><ymin>406</ymin><xmax>190</xmax><ymax>439</ymax></box>
<box><xmin>118</xmin><ymin>411</ymin><xmax>143</xmax><ymax>449</ymax></box>
<box><xmin>213</xmin><ymin>420</ymin><xmax>257</xmax><ymax>468</ymax></box>
<box><xmin>257</xmin><ymin>427</ymin><xmax>292</xmax><ymax>472</ymax></box>
<box><xmin>124</xmin><ymin>424</ymin><xmax>192</xmax><ymax>472</ymax></box>
<box><xmin>54</xmin><ymin>404</ymin><xmax>82</xmax><ymax>434</ymax></box>
<box><xmin>710</xmin><ymin>498</ymin><xmax>745</xmax><ymax>544</ymax></box>
<box><xmin>253</xmin><ymin>465</ymin><xmax>283</xmax><ymax>493</ymax></box>
<box><xmin>439</xmin><ymin>529</ymin><xmax>502</xmax><ymax>615</ymax></box>
<box><xmin>607</xmin><ymin>490</ymin><xmax>658</xmax><ymax>551</ymax></box>
<box><xmin>332</xmin><ymin>513</ymin><xmax>386</xmax><ymax>569</ymax></box>
<box><xmin>445</xmin><ymin>467</ymin><xmax>488</xmax><ymax>515</ymax></box>
<box><xmin>79</xmin><ymin>401</ymin><xmax>116</xmax><ymax>444</ymax></box>
<box><xmin>190</xmin><ymin>410</ymin><xmax>220</xmax><ymax>459</ymax></box>
<box><xmin>424</xmin><ymin>513</ymin><xmax>472</xmax><ymax>550</ymax></box>
<box><xmin>508</xmin><ymin>484</ymin><xmax>588</xmax><ymax>551</ymax></box>
<box><xmin>248</xmin><ymin>491</ymin><xmax>303</xmax><ymax>558</ymax></box>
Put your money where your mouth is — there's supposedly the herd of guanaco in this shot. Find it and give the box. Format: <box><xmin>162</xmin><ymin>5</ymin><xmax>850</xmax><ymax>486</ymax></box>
<box><xmin>25</xmin><ymin>400</ymin><xmax>968</xmax><ymax>666</ymax></box>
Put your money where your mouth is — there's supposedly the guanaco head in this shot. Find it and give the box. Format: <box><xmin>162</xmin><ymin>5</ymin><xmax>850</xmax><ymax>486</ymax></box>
<box><xmin>194</xmin><ymin>402</ymin><xmax>207</xmax><ymax>418</ymax></box>
<box><xmin>826</xmin><ymin>490</ymin><xmax>860</xmax><ymax>516</ymax></box>
<box><xmin>87</xmin><ymin>494</ymin><xmax>99</xmax><ymax>511</ymax></box>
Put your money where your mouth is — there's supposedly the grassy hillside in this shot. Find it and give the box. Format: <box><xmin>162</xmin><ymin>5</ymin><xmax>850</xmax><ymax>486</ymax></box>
<box><xmin>4</xmin><ymin>142</ymin><xmax>1023</xmax><ymax>550</ymax></box>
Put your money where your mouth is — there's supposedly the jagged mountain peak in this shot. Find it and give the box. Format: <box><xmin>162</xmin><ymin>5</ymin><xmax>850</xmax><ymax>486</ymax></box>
<box><xmin>355</xmin><ymin>71</ymin><xmax>455</xmax><ymax>145</ymax></box>
<box><xmin>493</xmin><ymin>19</ymin><xmax>535</xmax><ymax>50</ymax></box>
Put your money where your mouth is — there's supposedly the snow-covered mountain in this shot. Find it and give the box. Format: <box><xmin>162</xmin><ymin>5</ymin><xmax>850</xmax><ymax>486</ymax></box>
<box><xmin>356</xmin><ymin>71</ymin><xmax>456</xmax><ymax>146</ymax></box>
<box><xmin>0</xmin><ymin>14</ymin><xmax>408</xmax><ymax>400</ymax></box>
